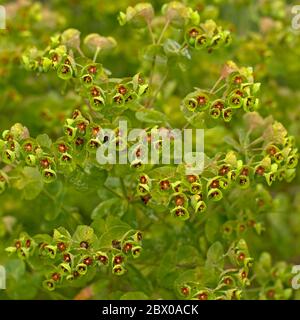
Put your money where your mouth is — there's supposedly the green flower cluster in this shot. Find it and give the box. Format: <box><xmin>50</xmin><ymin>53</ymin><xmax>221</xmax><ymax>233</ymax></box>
<box><xmin>6</xmin><ymin>226</ymin><xmax>143</xmax><ymax>291</ymax></box>
<box><xmin>182</xmin><ymin>65</ymin><xmax>260</xmax><ymax>123</ymax></box>
<box><xmin>178</xmin><ymin>239</ymin><xmax>253</xmax><ymax>300</ymax></box>
<box><xmin>137</xmin><ymin>119</ymin><xmax>298</xmax><ymax>220</ymax></box>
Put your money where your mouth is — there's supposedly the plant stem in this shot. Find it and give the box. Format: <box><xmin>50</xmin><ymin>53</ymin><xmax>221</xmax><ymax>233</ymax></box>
<box><xmin>93</xmin><ymin>47</ymin><xmax>100</xmax><ymax>62</ymax></box>
<box><xmin>210</xmin><ymin>76</ymin><xmax>224</xmax><ymax>94</ymax></box>
<box><xmin>76</xmin><ymin>46</ymin><xmax>85</xmax><ymax>58</ymax></box>
<box><xmin>147</xmin><ymin>70</ymin><xmax>169</xmax><ymax>108</ymax></box>
<box><xmin>213</xmin><ymin>83</ymin><xmax>227</xmax><ymax>95</ymax></box>
<box><xmin>157</xmin><ymin>19</ymin><xmax>170</xmax><ymax>45</ymax></box>
<box><xmin>147</xmin><ymin>21</ymin><xmax>156</xmax><ymax>44</ymax></box>
<box><xmin>145</xmin><ymin>58</ymin><xmax>157</xmax><ymax>108</ymax></box>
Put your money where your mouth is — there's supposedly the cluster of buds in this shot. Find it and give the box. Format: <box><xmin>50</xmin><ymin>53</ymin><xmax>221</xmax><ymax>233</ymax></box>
<box><xmin>119</xmin><ymin>2</ymin><xmax>200</xmax><ymax>28</ymax></box>
<box><xmin>6</xmin><ymin>226</ymin><xmax>143</xmax><ymax>291</ymax></box>
<box><xmin>118</xmin><ymin>2</ymin><xmax>230</xmax><ymax>59</ymax></box>
<box><xmin>178</xmin><ymin>239</ymin><xmax>253</xmax><ymax>300</ymax></box>
<box><xmin>182</xmin><ymin>66</ymin><xmax>261</xmax><ymax>122</ymax></box>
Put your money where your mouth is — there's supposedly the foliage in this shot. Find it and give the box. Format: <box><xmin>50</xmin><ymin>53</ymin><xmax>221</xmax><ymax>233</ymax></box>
<box><xmin>0</xmin><ymin>0</ymin><xmax>299</xmax><ymax>300</ymax></box>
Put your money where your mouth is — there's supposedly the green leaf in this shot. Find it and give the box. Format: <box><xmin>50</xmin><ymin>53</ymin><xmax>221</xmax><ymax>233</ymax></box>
<box><xmin>205</xmin><ymin>241</ymin><xmax>224</xmax><ymax>269</ymax></box>
<box><xmin>91</xmin><ymin>198</ymin><xmax>127</xmax><ymax>219</ymax></box>
<box><xmin>176</xmin><ymin>245</ymin><xmax>203</xmax><ymax>266</ymax></box>
<box><xmin>98</xmin><ymin>219</ymin><xmax>132</xmax><ymax>248</ymax></box>
<box><xmin>5</xmin><ymin>259</ymin><xmax>25</xmax><ymax>281</ymax></box>
<box><xmin>157</xmin><ymin>250</ymin><xmax>178</xmax><ymax>289</ymax></box>
<box><xmin>16</xmin><ymin>167</ymin><xmax>44</xmax><ymax>200</ymax></box>
<box><xmin>6</xmin><ymin>273</ymin><xmax>41</xmax><ymax>300</ymax></box>
<box><xmin>72</xmin><ymin>225</ymin><xmax>95</xmax><ymax>243</ymax></box>
<box><xmin>205</xmin><ymin>214</ymin><xmax>221</xmax><ymax>243</ymax></box>
<box><xmin>53</xmin><ymin>227</ymin><xmax>71</xmax><ymax>242</ymax></box>
<box><xmin>136</xmin><ymin>109</ymin><xmax>169</xmax><ymax>124</ymax></box>
<box><xmin>67</xmin><ymin>166</ymin><xmax>108</xmax><ymax>192</ymax></box>
<box><xmin>36</xmin><ymin>134</ymin><xmax>52</xmax><ymax>149</ymax></box>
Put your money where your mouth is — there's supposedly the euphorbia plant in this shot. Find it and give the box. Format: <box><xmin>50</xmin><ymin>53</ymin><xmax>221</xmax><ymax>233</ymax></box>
<box><xmin>0</xmin><ymin>0</ymin><xmax>299</xmax><ymax>300</ymax></box>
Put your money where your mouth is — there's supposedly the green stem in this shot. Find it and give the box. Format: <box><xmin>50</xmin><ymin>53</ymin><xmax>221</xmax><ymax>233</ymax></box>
<box><xmin>76</xmin><ymin>45</ymin><xmax>85</xmax><ymax>58</ymax></box>
<box><xmin>157</xmin><ymin>19</ymin><xmax>170</xmax><ymax>45</ymax></box>
<box><xmin>93</xmin><ymin>47</ymin><xmax>101</xmax><ymax>62</ymax></box>
<box><xmin>210</xmin><ymin>76</ymin><xmax>224</xmax><ymax>94</ymax></box>
<box><xmin>147</xmin><ymin>70</ymin><xmax>169</xmax><ymax>108</ymax></box>
<box><xmin>213</xmin><ymin>83</ymin><xmax>227</xmax><ymax>95</ymax></box>
<box><xmin>147</xmin><ymin>20</ymin><xmax>156</xmax><ymax>44</ymax></box>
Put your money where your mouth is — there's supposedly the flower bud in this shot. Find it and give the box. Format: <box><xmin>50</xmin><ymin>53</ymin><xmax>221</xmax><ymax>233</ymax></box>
<box><xmin>118</xmin><ymin>3</ymin><xmax>154</xmax><ymax>28</ymax></box>
<box><xmin>162</xmin><ymin>2</ymin><xmax>191</xmax><ymax>28</ymax></box>
<box><xmin>84</xmin><ymin>33</ymin><xmax>117</xmax><ymax>52</ymax></box>
<box><xmin>61</xmin><ymin>28</ymin><xmax>81</xmax><ymax>49</ymax></box>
